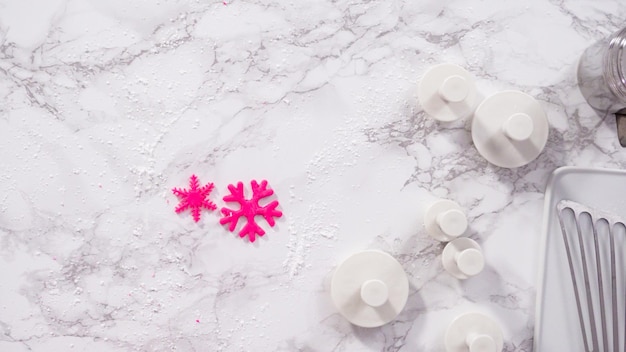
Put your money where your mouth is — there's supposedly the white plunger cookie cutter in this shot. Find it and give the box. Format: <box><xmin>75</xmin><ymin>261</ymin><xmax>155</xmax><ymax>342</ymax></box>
<box><xmin>418</xmin><ymin>63</ymin><xmax>479</xmax><ymax>122</ymax></box>
<box><xmin>424</xmin><ymin>200</ymin><xmax>468</xmax><ymax>242</ymax></box>
<box><xmin>442</xmin><ymin>237</ymin><xmax>485</xmax><ymax>279</ymax></box>
<box><xmin>330</xmin><ymin>250</ymin><xmax>409</xmax><ymax>328</ymax></box>
<box><xmin>471</xmin><ymin>90</ymin><xmax>549</xmax><ymax>168</ymax></box>
<box><xmin>445</xmin><ymin>312</ymin><xmax>504</xmax><ymax>352</ymax></box>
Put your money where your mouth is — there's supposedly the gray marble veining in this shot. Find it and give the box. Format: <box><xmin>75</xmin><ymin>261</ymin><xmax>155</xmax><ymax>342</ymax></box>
<box><xmin>1</xmin><ymin>0</ymin><xmax>626</xmax><ymax>351</ymax></box>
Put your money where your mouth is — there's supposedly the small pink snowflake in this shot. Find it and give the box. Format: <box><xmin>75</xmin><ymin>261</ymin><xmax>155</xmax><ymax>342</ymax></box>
<box><xmin>172</xmin><ymin>175</ymin><xmax>217</xmax><ymax>222</ymax></box>
<box><xmin>220</xmin><ymin>180</ymin><xmax>282</xmax><ymax>242</ymax></box>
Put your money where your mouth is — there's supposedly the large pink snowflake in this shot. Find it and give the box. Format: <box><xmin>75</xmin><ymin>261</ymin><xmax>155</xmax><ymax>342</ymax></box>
<box><xmin>172</xmin><ymin>175</ymin><xmax>217</xmax><ymax>222</ymax></box>
<box><xmin>220</xmin><ymin>180</ymin><xmax>282</xmax><ymax>242</ymax></box>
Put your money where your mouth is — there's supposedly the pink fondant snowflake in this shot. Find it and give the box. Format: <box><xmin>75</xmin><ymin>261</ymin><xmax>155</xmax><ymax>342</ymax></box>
<box><xmin>220</xmin><ymin>180</ymin><xmax>282</xmax><ymax>242</ymax></box>
<box><xmin>172</xmin><ymin>175</ymin><xmax>216</xmax><ymax>222</ymax></box>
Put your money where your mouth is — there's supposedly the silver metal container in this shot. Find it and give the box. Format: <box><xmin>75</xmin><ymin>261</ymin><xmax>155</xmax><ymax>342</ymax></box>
<box><xmin>578</xmin><ymin>27</ymin><xmax>626</xmax><ymax>113</ymax></box>
<box><xmin>578</xmin><ymin>27</ymin><xmax>626</xmax><ymax>146</ymax></box>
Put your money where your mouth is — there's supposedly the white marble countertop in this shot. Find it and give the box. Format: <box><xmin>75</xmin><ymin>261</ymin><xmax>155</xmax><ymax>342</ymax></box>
<box><xmin>2</xmin><ymin>0</ymin><xmax>626</xmax><ymax>351</ymax></box>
